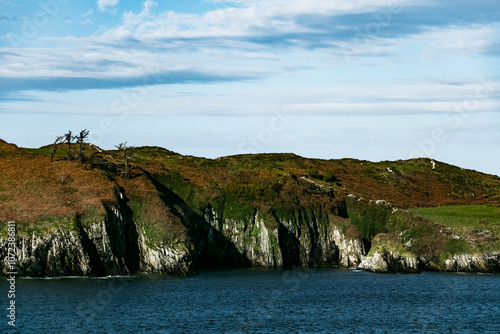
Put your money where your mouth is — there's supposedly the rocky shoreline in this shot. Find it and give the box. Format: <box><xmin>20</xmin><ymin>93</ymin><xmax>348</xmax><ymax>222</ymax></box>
<box><xmin>1</xmin><ymin>205</ymin><xmax>499</xmax><ymax>277</ymax></box>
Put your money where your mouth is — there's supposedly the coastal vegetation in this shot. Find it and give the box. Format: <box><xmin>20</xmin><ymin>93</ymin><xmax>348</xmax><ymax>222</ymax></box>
<box><xmin>0</xmin><ymin>137</ymin><xmax>499</xmax><ymax>276</ymax></box>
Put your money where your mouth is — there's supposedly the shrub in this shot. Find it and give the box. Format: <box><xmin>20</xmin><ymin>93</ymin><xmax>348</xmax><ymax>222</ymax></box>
<box><xmin>323</xmin><ymin>172</ymin><xmax>338</xmax><ymax>182</ymax></box>
<box><xmin>307</xmin><ymin>168</ymin><xmax>321</xmax><ymax>179</ymax></box>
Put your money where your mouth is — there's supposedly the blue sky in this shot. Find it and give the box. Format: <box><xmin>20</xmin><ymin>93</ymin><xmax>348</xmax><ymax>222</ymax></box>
<box><xmin>0</xmin><ymin>0</ymin><xmax>499</xmax><ymax>175</ymax></box>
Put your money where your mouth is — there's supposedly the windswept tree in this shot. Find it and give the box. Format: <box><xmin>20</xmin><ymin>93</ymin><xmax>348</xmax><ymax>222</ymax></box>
<box><xmin>49</xmin><ymin>135</ymin><xmax>64</xmax><ymax>162</ymax></box>
<box><xmin>75</xmin><ymin>129</ymin><xmax>90</xmax><ymax>163</ymax></box>
<box><xmin>64</xmin><ymin>130</ymin><xmax>75</xmax><ymax>161</ymax></box>
<box><xmin>115</xmin><ymin>142</ymin><xmax>134</xmax><ymax>179</ymax></box>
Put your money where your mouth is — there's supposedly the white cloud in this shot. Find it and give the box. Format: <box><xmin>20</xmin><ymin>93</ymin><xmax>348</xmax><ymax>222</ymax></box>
<box><xmin>97</xmin><ymin>0</ymin><xmax>119</xmax><ymax>13</ymax></box>
<box><xmin>82</xmin><ymin>8</ymin><xmax>94</xmax><ymax>18</ymax></box>
<box><xmin>121</xmin><ymin>0</ymin><xmax>157</xmax><ymax>27</ymax></box>
<box><xmin>99</xmin><ymin>0</ymin><xmax>426</xmax><ymax>42</ymax></box>
<box><xmin>412</xmin><ymin>23</ymin><xmax>500</xmax><ymax>57</ymax></box>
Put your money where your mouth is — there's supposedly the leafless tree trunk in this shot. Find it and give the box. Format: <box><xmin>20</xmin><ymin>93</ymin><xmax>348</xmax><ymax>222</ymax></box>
<box><xmin>76</xmin><ymin>129</ymin><xmax>89</xmax><ymax>163</ymax></box>
<box><xmin>50</xmin><ymin>135</ymin><xmax>65</xmax><ymax>162</ymax></box>
<box><xmin>65</xmin><ymin>131</ymin><xmax>74</xmax><ymax>161</ymax></box>
<box><xmin>115</xmin><ymin>142</ymin><xmax>134</xmax><ymax>179</ymax></box>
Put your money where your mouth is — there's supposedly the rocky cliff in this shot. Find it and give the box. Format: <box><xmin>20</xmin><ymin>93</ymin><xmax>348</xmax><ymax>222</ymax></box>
<box><xmin>0</xmin><ymin>205</ymin><xmax>195</xmax><ymax>277</ymax></box>
<box><xmin>0</xmin><ymin>203</ymin><xmax>370</xmax><ymax>277</ymax></box>
<box><xmin>194</xmin><ymin>207</ymin><xmax>366</xmax><ymax>269</ymax></box>
<box><xmin>443</xmin><ymin>253</ymin><xmax>500</xmax><ymax>273</ymax></box>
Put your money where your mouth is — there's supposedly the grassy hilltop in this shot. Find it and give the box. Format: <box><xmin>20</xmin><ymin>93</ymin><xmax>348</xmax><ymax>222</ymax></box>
<box><xmin>1</xmin><ymin>138</ymin><xmax>499</xmax><ymax>272</ymax></box>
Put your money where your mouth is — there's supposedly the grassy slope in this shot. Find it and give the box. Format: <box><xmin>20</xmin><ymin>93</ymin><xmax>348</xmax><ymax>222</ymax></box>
<box><xmin>407</xmin><ymin>205</ymin><xmax>500</xmax><ymax>254</ymax></box>
<box><xmin>132</xmin><ymin>147</ymin><xmax>500</xmax><ymax>209</ymax></box>
<box><xmin>0</xmin><ymin>140</ymin><xmax>188</xmax><ymax>246</ymax></box>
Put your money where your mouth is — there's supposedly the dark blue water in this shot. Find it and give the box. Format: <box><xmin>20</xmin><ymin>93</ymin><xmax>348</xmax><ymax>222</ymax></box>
<box><xmin>2</xmin><ymin>268</ymin><xmax>499</xmax><ymax>333</ymax></box>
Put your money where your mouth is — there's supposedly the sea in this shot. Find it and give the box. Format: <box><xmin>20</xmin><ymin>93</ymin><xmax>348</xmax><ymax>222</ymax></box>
<box><xmin>2</xmin><ymin>267</ymin><xmax>499</xmax><ymax>333</ymax></box>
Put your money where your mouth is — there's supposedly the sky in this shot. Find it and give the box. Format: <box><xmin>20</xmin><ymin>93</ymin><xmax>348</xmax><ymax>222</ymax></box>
<box><xmin>0</xmin><ymin>0</ymin><xmax>499</xmax><ymax>175</ymax></box>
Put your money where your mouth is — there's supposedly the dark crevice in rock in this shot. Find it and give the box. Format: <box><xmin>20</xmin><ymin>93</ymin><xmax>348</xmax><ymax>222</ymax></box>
<box><xmin>336</xmin><ymin>199</ymin><xmax>349</xmax><ymax>219</ymax></box>
<box><xmin>116</xmin><ymin>188</ymin><xmax>140</xmax><ymax>273</ymax></box>
<box><xmin>362</xmin><ymin>238</ymin><xmax>372</xmax><ymax>255</ymax></box>
<box><xmin>76</xmin><ymin>216</ymin><xmax>106</xmax><ymax>277</ymax></box>
<box><xmin>278</xmin><ymin>224</ymin><xmax>301</xmax><ymax>268</ymax></box>
<box><xmin>104</xmin><ymin>198</ymin><xmax>140</xmax><ymax>275</ymax></box>
<box><xmin>308</xmin><ymin>211</ymin><xmax>320</xmax><ymax>266</ymax></box>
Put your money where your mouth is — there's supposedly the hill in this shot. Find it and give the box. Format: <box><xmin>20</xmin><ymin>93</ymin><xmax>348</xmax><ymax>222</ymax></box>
<box><xmin>0</xmin><ymin>139</ymin><xmax>499</xmax><ymax>276</ymax></box>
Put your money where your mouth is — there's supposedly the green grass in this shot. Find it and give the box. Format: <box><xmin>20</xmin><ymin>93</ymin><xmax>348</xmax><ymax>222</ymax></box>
<box><xmin>443</xmin><ymin>238</ymin><xmax>476</xmax><ymax>257</ymax></box>
<box><xmin>0</xmin><ymin>215</ymin><xmax>77</xmax><ymax>238</ymax></box>
<box><xmin>0</xmin><ymin>194</ymin><xmax>11</xmax><ymax>201</ymax></box>
<box><xmin>0</xmin><ymin>205</ymin><xmax>107</xmax><ymax>238</ymax></box>
<box><xmin>22</xmin><ymin>147</ymin><xmax>53</xmax><ymax>156</ymax></box>
<box><xmin>22</xmin><ymin>147</ymin><xmax>67</xmax><ymax>158</ymax></box>
<box><xmin>408</xmin><ymin>205</ymin><xmax>500</xmax><ymax>254</ymax></box>
<box><xmin>79</xmin><ymin>205</ymin><xmax>107</xmax><ymax>228</ymax></box>
<box><xmin>23</xmin><ymin>145</ymin><xmax>100</xmax><ymax>160</ymax></box>
<box><xmin>129</xmin><ymin>146</ymin><xmax>179</xmax><ymax>164</ymax></box>
<box><xmin>407</xmin><ymin>205</ymin><xmax>500</xmax><ymax>228</ymax></box>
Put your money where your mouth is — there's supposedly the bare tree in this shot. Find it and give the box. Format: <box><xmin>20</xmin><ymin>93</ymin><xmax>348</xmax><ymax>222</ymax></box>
<box><xmin>64</xmin><ymin>130</ymin><xmax>75</xmax><ymax>161</ymax></box>
<box><xmin>115</xmin><ymin>142</ymin><xmax>134</xmax><ymax>179</ymax></box>
<box><xmin>49</xmin><ymin>135</ymin><xmax>65</xmax><ymax>162</ymax></box>
<box><xmin>75</xmin><ymin>129</ymin><xmax>90</xmax><ymax>163</ymax></box>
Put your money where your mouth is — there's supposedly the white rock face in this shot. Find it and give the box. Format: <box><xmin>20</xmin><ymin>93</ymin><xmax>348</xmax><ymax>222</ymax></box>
<box><xmin>332</xmin><ymin>227</ymin><xmax>365</xmax><ymax>267</ymax></box>
<box><xmin>444</xmin><ymin>253</ymin><xmax>500</xmax><ymax>272</ymax></box>
<box><xmin>387</xmin><ymin>251</ymin><xmax>419</xmax><ymax>273</ymax></box>
<box><xmin>0</xmin><ymin>229</ymin><xmax>92</xmax><ymax>277</ymax></box>
<box><xmin>138</xmin><ymin>230</ymin><xmax>192</xmax><ymax>275</ymax></box>
<box><xmin>224</xmin><ymin>214</ymin><xmax>283</xmax><ymax>268</ymax></box>
<box><xmin>0</xmin><ymin>206</ymin><xmax>195</xmax><ymax>277</ymax></box>
<box><xmin>358</xmin><ymin>252</ymin><xmax>389</xmax><ymax>273</ymax></box>
<box><xmin>358</xmin><ymin>250</ymin><xmax>419</xmax><ymax>273</ymax></box>
<box><xmin>202</xmin><ymin>208</ymin><xmax>366</xmax><ymax>269</ymax></box>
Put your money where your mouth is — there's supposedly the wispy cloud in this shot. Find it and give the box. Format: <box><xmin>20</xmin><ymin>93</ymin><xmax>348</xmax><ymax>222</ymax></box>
<box><xmin>411</xmin><ymin>23</ymin><xmax>500</xmax><ymax>57</ymax></box>
<box><xmin>97</xmin><ymin>0</ymin><xmax>119</xmax><ymax>13</ymax></box>
<box><xmin>82</xmin><ymin>8</ymin><xmax>94</xmax><ymax>18</ymax></box>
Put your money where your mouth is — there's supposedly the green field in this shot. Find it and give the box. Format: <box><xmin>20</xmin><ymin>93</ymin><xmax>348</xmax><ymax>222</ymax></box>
<box><xmin>407</xmin><ymin>205</ymin><xmax>500</xmax><ymax>254</ymax></box>
<box><xmin>407</xmin><ymin>205</ymin><xmax>500</xmax><ymax>228</ymax></box>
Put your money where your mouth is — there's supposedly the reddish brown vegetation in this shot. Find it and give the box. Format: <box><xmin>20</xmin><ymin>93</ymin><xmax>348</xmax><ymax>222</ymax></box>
<box><xmin>0</xmin><ymin>153</ymin><xmax>115</xmax><ymax>223</ymax></box>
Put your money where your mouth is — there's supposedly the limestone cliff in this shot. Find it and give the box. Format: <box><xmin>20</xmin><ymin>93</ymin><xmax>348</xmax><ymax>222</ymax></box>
<box><xmin>0</xmin><ymin>206</ymin><xmax>195</xmax><ymax>277</ymax></box>
<box><xmin>191</xmin><ymin>206</ymin><xmax>366</xmax><ymax>270</ymax></box>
